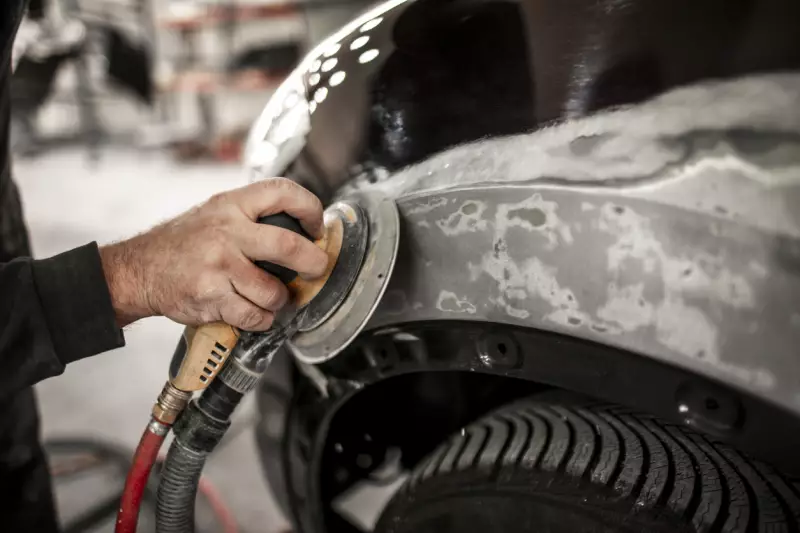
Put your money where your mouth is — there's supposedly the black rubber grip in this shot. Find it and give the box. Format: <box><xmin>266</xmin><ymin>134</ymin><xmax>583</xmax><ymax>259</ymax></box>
<box><xmin>255</xmin><ymin>213</ymin><xmax>312</xmax><ymax>284</ymax></box>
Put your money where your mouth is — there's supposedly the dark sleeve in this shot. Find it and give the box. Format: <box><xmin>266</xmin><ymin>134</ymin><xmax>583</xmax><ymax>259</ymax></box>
<box><xmin>0</xmin><ymin>242</ymin><xmax>125</xmax><ymax>399</ymax></box>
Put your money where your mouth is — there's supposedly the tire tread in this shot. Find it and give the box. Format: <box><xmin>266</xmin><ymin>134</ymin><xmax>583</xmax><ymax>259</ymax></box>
<box><xmin>383</xmin><ymin>395</ymin><xmax>800</xmax><ymax>533</ymax></box>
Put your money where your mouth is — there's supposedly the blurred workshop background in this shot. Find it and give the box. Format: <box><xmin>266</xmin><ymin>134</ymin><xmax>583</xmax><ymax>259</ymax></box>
<box><xmin>11</xmin><ymin>1</ymin><xmax>371</xmax><ymax>532</ymax></box>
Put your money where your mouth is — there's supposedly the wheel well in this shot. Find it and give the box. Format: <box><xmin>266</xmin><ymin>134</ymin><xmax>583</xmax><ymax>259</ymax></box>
<box><xmin>316</xmin><ymin>370</ymin><xmax>543</xmax><ymax>530</ymax></box>
<box><xmin>317</xmin><ymin>322</ymin><xmax>800</xmax><ymax>479</ymax></box>
<box><xmin>282</xmin><ymin>323</ymin><xmax>800</xmax><ymax>533</ymax></box>
<box><xmin>324</xmin><ymin>371</ymin><xmax>542</xmax><ymax>472</ymax></box>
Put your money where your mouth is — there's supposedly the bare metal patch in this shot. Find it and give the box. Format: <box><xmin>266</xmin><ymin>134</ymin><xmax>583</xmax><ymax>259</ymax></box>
<box><xmin>406</xmin><ymin>196</ymin><xmax>448</xmax><ymax>215</ymax></box>
<box><xmin>592</xmin><ymin>201</ymin><xmax>774</xmax><ymax>386</ymax></box>
<box><xmin>497</xmin><ymin>194</ymin><xmax>574</xmax><ymax>250</ymax></box>
<box><xmin>655</xmin><ymin>298</ymin><xmax>718</xmax><ymax>360</ymax></box>
<box><xmin>469</xmin><ymin>194</ymin><xmax>584</xmax><ymax>324</ymax></box>
<box><xmin>597</xmin><ymin>283</ymin><xmax>654</xmax><ymax>332</ymax></box>
<box><xmin>436</xmin><ymin>201</ymin><xmax>489</xmax><ymax>236</ymax></box>
<box><xmin>598</xmin><ymin>202</ymin><xmax>756</xmax><ymax>309</ymax></box>
<box><xmin>436</xmin><ymin>291</ymin><xmax>477</xmax><ymax>314</ymax></box>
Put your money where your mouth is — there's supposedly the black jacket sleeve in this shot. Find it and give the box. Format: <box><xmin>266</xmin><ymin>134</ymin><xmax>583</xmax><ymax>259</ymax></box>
<box><xmin>0</xmin><ymin>242</ymin><xmax>125</xmax><ymax>399</ymax></box>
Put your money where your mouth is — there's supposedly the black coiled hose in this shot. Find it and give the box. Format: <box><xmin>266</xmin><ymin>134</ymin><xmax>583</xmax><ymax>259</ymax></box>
<box><xmin>155</xmin><ymin>374</ymin><xmax>245</xmax><ymax>533</ymax></box>
<box><xmin>156</xmin><ymin>441</ymin><xmax>208</xmax><ymax>533</ymax></box>
<box><xmin>155</xmin><ymin>331</ymin><xmax>279</xmax><ymax>533</ymax></box>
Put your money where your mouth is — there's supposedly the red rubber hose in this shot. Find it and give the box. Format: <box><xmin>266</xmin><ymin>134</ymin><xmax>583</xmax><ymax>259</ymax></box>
<box><xmin>115</xmin><ymin>420</ymin><xmax>168</xmax><ymax>533</ymax></box>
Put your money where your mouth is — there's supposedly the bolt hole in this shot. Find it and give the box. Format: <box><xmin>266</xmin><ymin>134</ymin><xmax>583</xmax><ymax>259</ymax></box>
<box><xmin>705</xmin><ymin>397</ymin><xmax>720</xmax><ymax>411</ymax></box>
<box><xmin>497</xmin><ymin>343</ymin><xmax>507</xmax><ymax>355</ymax></box>
<box><xmin>356</xmin><ymin>454</ymin><xmax>373</xmax><ymax>469</ymax></box>
<box><xmin>378</xmin><ymin>273</ymin><xmax>384</xmax><ymax>279</ymax></box>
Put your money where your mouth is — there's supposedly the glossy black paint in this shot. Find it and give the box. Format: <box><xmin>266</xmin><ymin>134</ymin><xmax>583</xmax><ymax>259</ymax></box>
<box><xmin>289</xmin><ymin>0</ymin><xmax>800</xmax><ymax>200</ymax></box>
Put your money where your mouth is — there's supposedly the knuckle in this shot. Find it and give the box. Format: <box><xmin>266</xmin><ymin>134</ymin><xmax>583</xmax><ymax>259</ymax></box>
<box><xmin>260</xmin><ymin>281</ymin><xmax>288</xmax><ymax>310</ymax></box>
<box><xmin>258</xmin><ymin>284</ymin><xmax>277</xmax><ymax>307</ymax></box>
<box><xmin>206</xmin><ymin>194</ymin><xmax>242</xmax><ymax>221</ymax></box>
<box><xmin>262</xmin><ymin>177</ymin><xmax>295</xmax><ymax>191</ymax></box>
<box><xmin>195</xmin><ymin>272</ymin><xmax>222</xmax><ymax>298</ymax></box>
<box><xmin>238</xmin><ymin>308</ymin><xmax>265</xmax><ymax>330</ymax></box>
<box><xmin>222</xmin><ymin>298</ymin><xmax>263</xmax><ymax>330</ymax></box>
<box><xmin>198</xmin><ymin>308</ymin><xmax>218</xmax><ymax>324</ymax></box>
<box><xmin>263</xmin><ymin>177</ymin><xmax>308</xmax><ymax>201</ymax></box>
<box><xmin>203</xmin><ymin>197</ymin><xmax>241</xmax><ymax>224</ymax></box>
<box><xmin>204</xmin><ymin>242</ymin><xmax>228</xmax><ymax>268</ymax></box>
<box><xmin>277</xmin><ymin>232</ymin><xmax>302</xmax><ymax>258</ymax></box>
<box><xmin>258</xmin><ymin>312</ymin><xmax>275</xmax><ymax>330</ymax></box>
<box><xmin>214</xmin><ymin>205</ymin><xmax>239</xmax><ymax>224</ymax></box>
<box><xmin>207</xmin><ymin>191</ymin><xmax>230</xmax><ymax>207</ymax></box>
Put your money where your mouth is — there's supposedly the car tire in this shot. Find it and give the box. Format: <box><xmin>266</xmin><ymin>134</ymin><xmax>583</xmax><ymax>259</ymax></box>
<box><xmin>375</xmin><ymin>394</ymin><xmax>800</xmax><ymax>533</ymax></box>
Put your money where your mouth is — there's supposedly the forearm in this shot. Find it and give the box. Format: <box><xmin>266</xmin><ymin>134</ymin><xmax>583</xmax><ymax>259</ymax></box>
<box><xmin>0</xmin><ymin>244</ymin><xmax>124</xmax><ymax>399</ymax></box>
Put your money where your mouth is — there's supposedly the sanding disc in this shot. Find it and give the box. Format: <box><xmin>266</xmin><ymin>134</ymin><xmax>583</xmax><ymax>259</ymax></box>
<box><xmin>290</xmin><ymin>190</ymin><xmax>399</xmax><ymax>364</ymax></box>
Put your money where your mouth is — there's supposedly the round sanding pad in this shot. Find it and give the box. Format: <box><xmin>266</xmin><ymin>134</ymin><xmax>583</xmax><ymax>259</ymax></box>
<box><xmin>290</xmin><ymin>190</ymin><xmax>399</xmax><ymax>364</ymax></box>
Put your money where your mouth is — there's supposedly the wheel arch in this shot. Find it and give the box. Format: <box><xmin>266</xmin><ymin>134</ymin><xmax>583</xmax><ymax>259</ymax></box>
<box><xmin>264</xmin><ymin>320</ymin><xmax>800</xmax><ymax>533</ymax></box>
<box><xmin>316</xmin><ymin>323</ymin><xmax>800</xmax><ymax>476</ymax></box>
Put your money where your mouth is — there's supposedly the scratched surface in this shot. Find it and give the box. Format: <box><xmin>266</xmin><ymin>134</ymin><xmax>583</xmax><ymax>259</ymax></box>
<box><xmin>371</xmin><ymin>186</ymin><xmax>800</xmax><ymax>412</ymax></box>
<box><xmin>353</xmin><ymin>73</ymin><xmax>800</xmax><ymax>416</ymax></box>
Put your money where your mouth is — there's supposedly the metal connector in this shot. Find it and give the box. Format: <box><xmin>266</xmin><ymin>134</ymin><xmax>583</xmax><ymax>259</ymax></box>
<box><xmin>217</xmin><ymin>358</ymin><xmax>262</xmax><ymax>393</ymax></box>
<box><xmin>147</xmin><ymin>417</ymin><xmax>171</xmax><ymax>437</ymax></box>
<box><xmin>152</xmin><ymin>381</ymin><xmax>192</xmax><ymax>425</ymax></box>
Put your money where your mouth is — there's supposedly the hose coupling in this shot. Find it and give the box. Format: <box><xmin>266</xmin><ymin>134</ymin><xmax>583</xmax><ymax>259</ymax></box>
<box><xmin>152</xmin><ymin>381</ymin><xmax>192</xmax><ymax>425</ymax></box>
<box><xmin>217</xmin><ymin>358</ymin><xmax>261</xmax><ymax>393</ymax></box>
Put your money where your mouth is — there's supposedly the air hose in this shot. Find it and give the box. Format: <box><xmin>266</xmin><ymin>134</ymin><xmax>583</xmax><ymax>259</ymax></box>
<box><xmin>115</xmin><ymin>325</ymin><xmax>236</xmax><ymax>533</ymax></box>
<box><xmin>155</xmin><ymin>429</ymin><xmax>210</xmax><ymax>532</ymax></box>
<box><xmin>115</xmin><ymin>419</ymin><xmax>169</xmax><ymax>533</ymax></box>
<box><xmin>156</xmin><ymin>325</ymin><xmax>294</xmax><ymax>533</ymax></box>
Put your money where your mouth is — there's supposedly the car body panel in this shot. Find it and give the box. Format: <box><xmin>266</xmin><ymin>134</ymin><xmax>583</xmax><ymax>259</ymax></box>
<box><xmin>247</xmin><ymin>0</ymin><xmax>800</xmax><ymax>529</ymax></box>
<box><xmin>324</xmin><ymin>72</ymin><xmax>800</xmax><ymax>419</ymax></box>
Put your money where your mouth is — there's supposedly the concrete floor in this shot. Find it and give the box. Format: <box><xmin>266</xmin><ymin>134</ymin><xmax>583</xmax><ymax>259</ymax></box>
<box><xmin>15</xmin><ymin>147</ymin><xmax>291</xmax><ymax>533</ymax></box>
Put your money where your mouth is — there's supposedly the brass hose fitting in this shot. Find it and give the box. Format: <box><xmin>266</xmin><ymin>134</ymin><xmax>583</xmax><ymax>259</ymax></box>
<box><xmin>152</xmin><ymin>322</ymin><xmax>240</xmax><ymax>425</ymax></box>
<box><xmin>152</xmin><ymin>382</ymin><xmax>192</xmax><ymax>425</ymax></box>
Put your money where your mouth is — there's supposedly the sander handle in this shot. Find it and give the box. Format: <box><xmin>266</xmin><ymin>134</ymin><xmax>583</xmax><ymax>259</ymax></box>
<box><xmin>158</xmin><ymin>212</ymin><xmax>313</xmax><ymax>402</ymax></box>
<box><xmin>255</xmin><ymin>213</ymin><xmax>312</xmax><ymax>284</ymax></box>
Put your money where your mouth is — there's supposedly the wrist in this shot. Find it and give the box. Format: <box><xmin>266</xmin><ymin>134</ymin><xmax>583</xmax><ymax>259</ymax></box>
<box><xmin>99</xmin><ymin>240</ymin><xmax>154</xmax><ymax>327</ymax></box>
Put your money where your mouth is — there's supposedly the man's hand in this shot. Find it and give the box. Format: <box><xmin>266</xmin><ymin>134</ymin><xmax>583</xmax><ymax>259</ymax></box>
<box><xmin>99</xmin><ymin>178</ymin><xmax>328</xmax><ymax>331</ymax></box>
